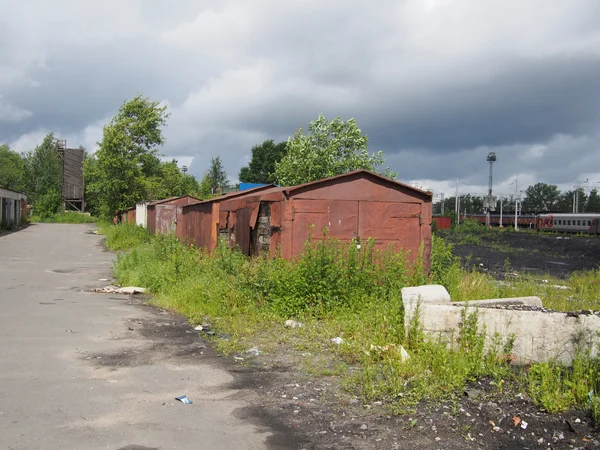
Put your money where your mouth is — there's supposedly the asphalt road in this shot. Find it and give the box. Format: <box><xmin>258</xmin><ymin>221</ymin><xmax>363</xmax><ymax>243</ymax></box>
<box><xmin>0</xmin><ymin>224</ymin><xmax>295</xmax><ymax>450</ymax></box>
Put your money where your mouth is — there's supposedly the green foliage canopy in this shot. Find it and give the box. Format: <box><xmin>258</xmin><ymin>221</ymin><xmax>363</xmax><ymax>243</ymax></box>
<box><xmin>586</xmin><ymin>189</ymin><xmax>600</xmax><ymax>213</ymax></box>
<box><xmin>0</xmin><ymin>144</ymin><xmax>27</xmax><ymax>192</ymax></box>
<box><xmin>238</xmin><ymin>140</ymin><xmax>288</xmax><ymax>184</ymax></box>
<box><xmin>24</xmin><ymin>133</ymin><xmax>63</xmax><ymax>215</ymax></box>
<box><xmin>522</xmin><ymin>183</ymin><xmax>561</xmax><ymax>212</ymax></box>
<box><xmin>206</xmin><ymin>156</ymin><xmax>229</xmax><ymax>194</ymax></box>
<box><xmin>86</xmin><ymin>95</ymin><xmax>170</xmax><ymax>218</ymax></box>
<box><xmin>274</xmin><ymin>113</ymin><xmax>396</xmax><ymax>186</ymax></box>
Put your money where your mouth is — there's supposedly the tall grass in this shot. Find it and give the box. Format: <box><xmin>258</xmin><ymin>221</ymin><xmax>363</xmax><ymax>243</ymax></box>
<box><xmin>99</xmin><ymin>222</ymin><xmax>151</xmax><ymax>251</ymax></box>
<box><xmin>105</xmin><ymin>224</ymin><xmax>600</xmax><ymax>419</ymax></box>
<box><xmin>29</xmin><ymin>212</ymin><xmax>97</xmax><ymax>224</ymax></box>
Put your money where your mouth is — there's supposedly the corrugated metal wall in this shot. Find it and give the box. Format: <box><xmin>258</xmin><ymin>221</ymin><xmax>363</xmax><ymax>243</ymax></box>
<box><xmin>126</xmin><ymin>172</ymin><xmax>433</xmax><ymax>269</ymax></box>
<box><xmin>216</xmin><ymin>171</ymin><xmax>433</xmax><ymax>268</ymax></box>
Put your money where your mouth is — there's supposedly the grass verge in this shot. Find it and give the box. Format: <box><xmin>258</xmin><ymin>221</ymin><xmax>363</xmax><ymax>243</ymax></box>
<box><xmin>29</xmin><ymin>212</ymin><xmax>98</xmax><ymax>224</ymax></box>
<box><xmin>104</xmin><ymin>224</ymin><xmax>600</xmax><ymax>421</ymax></box>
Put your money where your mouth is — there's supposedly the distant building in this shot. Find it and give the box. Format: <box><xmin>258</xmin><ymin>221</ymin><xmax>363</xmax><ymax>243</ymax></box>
<box><xmin>0</xmin><ymin>188</ymin><xmax>27</xmax><ymax>230</ymax></box>
<box><xmin>56</xmin><ymin>141</ymin><xmax>85</xmax><ymax>212</ymax></box>
<box><xmin>239</xmin><ymin>182</ymin><xmax>269</xmax><ymax>191</ymax></box>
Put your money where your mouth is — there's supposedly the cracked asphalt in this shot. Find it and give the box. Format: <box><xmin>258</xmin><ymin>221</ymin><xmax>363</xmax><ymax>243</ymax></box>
<box><xmin>0</xmin><ymin>224</ymin><xmax>297</xmax><ymax>450</ymax></box>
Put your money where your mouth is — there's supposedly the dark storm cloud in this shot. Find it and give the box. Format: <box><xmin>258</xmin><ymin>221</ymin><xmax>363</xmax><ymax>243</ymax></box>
<box><xmin>2</xmin><ymin>0</ymin><xmax>600</xmax><ymax>193</ymax></box>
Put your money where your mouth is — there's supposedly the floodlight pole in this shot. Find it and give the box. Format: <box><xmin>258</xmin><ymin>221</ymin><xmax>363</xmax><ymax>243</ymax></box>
<box><xmin>500</xmin><ymin>197</ymin><xmax>503</xmax><ymax>228</ymax></box>
<box><xmin>514</xmin><ymin>177</ymin><xmax>519</xmax><ymax>231</ymax></box>
<box><xmin>485</xmin><ymin>152</ymin><xmax>497</xmax><ymax>227</ymax></box>
<box><xmin>455</xmin><ymin>178</ymin><xmax>459</xmax><ymax>225</ymax></box>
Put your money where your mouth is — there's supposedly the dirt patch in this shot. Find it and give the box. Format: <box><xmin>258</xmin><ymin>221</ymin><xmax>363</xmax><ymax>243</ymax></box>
<box><xmin>225</xmin><ymin>348</ymin><xmax>599</xmax><ymax>450</ymax></box>
<box><xmin>440</xmin><ymin>230</ymin><xmax>600</xmax><ymax>279</ymax></box>
<box><xmin>86</xmin><ymin>300</ymin><xmax>600</xmax><ymax>449</ymax></box>
<box><xmin>83</xmin><ymin>316</ymin><xmax>211</xmax><ymax>367</ymax></box>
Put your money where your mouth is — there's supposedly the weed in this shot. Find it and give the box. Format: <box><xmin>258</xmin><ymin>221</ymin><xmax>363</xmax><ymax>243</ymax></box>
<box><xmin>105</xmin><ymin>223</ymin><xmax>600</xmax><ymax>421</ymax></box>
<box><xmin>29</xmin><ymin>212</ymin><xmax>97</xmax><ymax>224</ymax></box>
<box><xmin>99</xmin><ymin>222</ymin><xmax>151</xmax><ymax>251</ymax></box>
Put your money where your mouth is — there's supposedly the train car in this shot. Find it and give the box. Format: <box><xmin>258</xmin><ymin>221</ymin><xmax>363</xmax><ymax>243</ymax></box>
<box><xmin>462</xmin><ymin>214</ymin><xmax>537</xmax><ymax>227</ymax></box>
<box><xmin>536</xmin><ymin>213</ymin><xmax>600</xmax><ymax>234</ymax></box>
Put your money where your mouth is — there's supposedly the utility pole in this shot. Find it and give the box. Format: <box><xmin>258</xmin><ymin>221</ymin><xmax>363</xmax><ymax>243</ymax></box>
<box><xmin>455</xmin><ymin>178</ymin><xmax>459</xmax><ymax>225</ymax></box>
<box><xmin>499</xmin><ymin>197</ymin><xmax>503</xmax><ymax>228</ymax></box>
<box><xmin>485</xmin><ymin>152</ymin><xmax>496</xmax><ymax>227</ymax></box>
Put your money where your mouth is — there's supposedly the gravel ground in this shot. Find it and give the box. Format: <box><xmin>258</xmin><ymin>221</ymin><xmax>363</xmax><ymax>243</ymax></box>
<box><xmin>439</xmin><ymin>230</ymin><xmax>600</xmax><ymax>279</ymax></box>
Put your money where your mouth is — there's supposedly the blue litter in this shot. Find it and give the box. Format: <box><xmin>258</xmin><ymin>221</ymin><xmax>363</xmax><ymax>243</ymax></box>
<box><xmin>175</xmin><ymin>395</ymin><xmax>193</xmax><ymax>404</ymax></box>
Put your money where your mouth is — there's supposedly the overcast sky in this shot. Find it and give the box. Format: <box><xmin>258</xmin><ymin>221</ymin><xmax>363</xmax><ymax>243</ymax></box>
<box><xmin>1</xmin><ymin>0</ymin><xmax>599</xmax><ymax>196</ymax></box>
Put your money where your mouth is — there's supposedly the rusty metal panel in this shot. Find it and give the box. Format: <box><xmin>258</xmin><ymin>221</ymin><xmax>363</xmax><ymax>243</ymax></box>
<box><xmin>155</xmin><ymin>205</ymin><xmax>178</xmax><ymax>235</ymax></box>
<box><xmin>291</xmin><ymin>199</ymin><xmax>359</xmax><ymax>256</ymax></box>
<box><xmin>358</xmin><ymin>201</ymin><xmax>422</xmax><ymax>261</ymax></box>
<box><xmin>147</xmin><ymin>206</ymin><xmax>156</xmax><ymax>234</ymax></box>
<box><xmin>176</xmin><ymin>206</ymin><xmax>186</xmax><ymax>240</ymax></box>
<box><xmin>219</xmin><ymin>210</ymin><xmax>229</xmax><ymax>228</ymax></box>
<box><xmin>183</xmin><ymin>203</ymin><xmax>211</xmax><ymax>248</ymax></box>
<box><xmin>286</xmin><ymin>171</ymin><xmax>431</xmax><ymax>202</ymax></box>
<box><xmin>235</xmin><ymin>208</ymin><xmax>252</xmax><ymax>255</ymax></box>
<box><xmin>269</xmin><ymin>201</ymin><xmax>281</xmax><ymax>228</ymax></box>
<box><xmin>432</xmin><ymin>216</ymin><xmax>451</xmax><ymax>229</ymax></box>
<box><xmin>124</xmin><ymin>209</ymin><xmax>135</xmax><ymax>224</ymax></box>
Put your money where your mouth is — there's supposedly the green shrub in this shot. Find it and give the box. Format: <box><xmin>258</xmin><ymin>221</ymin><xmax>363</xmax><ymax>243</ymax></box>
<box><xmin>34</xmin><ymin>190</ymin><xmax>62</xmax><ymax>218</ymax></box>
<box><xmin>105</xmin><ymin>223</ymin><xmax>600</xmax><ymax>418</ymax></box>
<box><xmin>453</xmin><ymin>219</ymin><xmax>485</xmax><ymax>234</ymax></box>
<box><xmin>29</xmin><ymin>212</ymin><xmax>97</xmax><ymax>224</ymax></box>
<box><xmin>99</xmin><ymin>222</ymin><xmax>151</xmax><ymax>251</ymax></box>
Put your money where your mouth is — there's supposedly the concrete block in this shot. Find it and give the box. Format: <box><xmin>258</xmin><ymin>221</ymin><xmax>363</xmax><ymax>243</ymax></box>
<box><xmin>401</xmin><ymin>285</ymin><xmax>451</xmax><ymax>304</ymax></box>
<box><xmin>402</xmin><ymin>285</ymin><xmax>600</xmax><ymax>365</ymax></box>
<box><xmin>452</xmin><ymin>297</ymin><xmax>543</xmax><ymax>307</ymax></box>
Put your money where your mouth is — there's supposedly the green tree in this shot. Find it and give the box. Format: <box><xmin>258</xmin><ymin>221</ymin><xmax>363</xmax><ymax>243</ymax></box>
<box><xmin>274</xmin><ymin>113</ymin><xmax>396</xmax><ymax>186</ymax></box>
<box><xmin>585</xmin><ymin>189</ymin><xmax>600</xmax><ymax>212</ymax></box>
<box><xmin>0</xmin><ymin>144</ymin><xmax>27</xmax><ymax>192</ymax></box>
<box><xmin>556</xmin><ymin>190</ymin><xmax>573</xmax><ymax>213</ymax></box>
<box><xmin>521</xmin><ymin>183</ymin><xmax>561</xmax><ymax>212</ymax></box>
<box><xmin>23</xmin><ymin>133</ymin><xmax>63</xmax><ymax>214</ymax></box>
<box><xmin>198</xmin><ymin>173</ymin><xmax>213</xmax><ymax>199</ymax></box>
<box><xmin>88</xmin><ymin>95</ymin><xmax>169</xmax><ymax>218</ymax></box>
<box><xmin>144</xmin><ymin>160</ymin><xmax>201</xmax><ymax>200</ymax></box>
<box><xmin>239</xmin><ymin>140</ymin><xmax>288</xmax><ymax>184</ymax></box>
<box><xmin>206</xmin><ymin>156</ymin><xmax>229</xmax><ymax>194</ymax></box>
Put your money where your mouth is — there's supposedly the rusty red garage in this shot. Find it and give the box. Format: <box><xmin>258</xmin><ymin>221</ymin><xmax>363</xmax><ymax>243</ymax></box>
<box><xmin>216</xmin><ymin>170</ymin><xmax>433</xmax><ymax>267</ymax></box>
<box><xmin>146</xmin><ymin>195</ymin><xmax>201</xmax><ymax>235</ymax></box>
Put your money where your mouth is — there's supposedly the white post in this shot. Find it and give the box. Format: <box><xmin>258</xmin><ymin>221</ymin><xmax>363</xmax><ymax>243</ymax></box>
<box><xmin>500</xmin><ymin>198</ymin><xmax>503</xmax><ymax>227</ymax></box>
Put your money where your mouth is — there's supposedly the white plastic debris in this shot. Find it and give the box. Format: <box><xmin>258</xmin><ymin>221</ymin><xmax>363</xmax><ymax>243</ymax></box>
<box><xmin>369</xmin><ymin>344</ymin><xmax>410</xmax><ymax>361</ymax></box>
<box><xmin>246</xmin><ymin>347</ymin><xmax>262</xmax><ymax>356</ymax></box>
<box><xmin>175</xmin><ymin>395</ymin><xmax>192</xmax><ymax>404</ymax></box>
<box><xmin>520</xmin><ymin>420</ymin><xmax>528</xmax><ymax>430</ymax></box>
<box><xmin>91</xmin><ymin>286</ymin><xmax>146</xmax><ymax>294</ymax></box>
<box><xmin>284</xmin><ymin>320</ymin><xmax>303</xmax><ymax>329</ymax></box>
<box><xmin>331</xmin><ymin>337</ymin><xmax>344</xmax><ymax>345</ymax></box>
<box><xmin>194</xmin><ymin>325</ymin><xmax>204</xmax><ymax>331</ymax></box>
